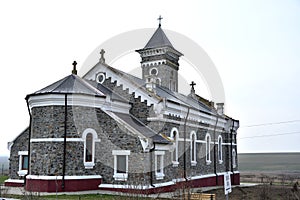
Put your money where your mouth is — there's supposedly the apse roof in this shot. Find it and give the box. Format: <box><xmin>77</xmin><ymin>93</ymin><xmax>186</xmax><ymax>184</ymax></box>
<box><xmin>26</xmin><ymin>74</ymin><xmax>105</xmax><ymax>98</ymax></box>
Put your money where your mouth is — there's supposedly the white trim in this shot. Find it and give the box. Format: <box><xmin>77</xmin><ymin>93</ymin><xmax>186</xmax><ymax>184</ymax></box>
<box><xmin>83</xmin><ymin>63</ymin><xmax>159</xmax><ymax>106</ymax></box>
<box><xmin>5</xmin><ymin>179</ymin><xmax>24</xmax><ymax>183</ymax></box>
<box><xmin>28</xmin><ymin>94</ymin><xmax>131</xmax><ymax>114</ymax></box>
<box><xmin>82</xmin><ymin>128</ymin><xmax>99</xmax><ymax>169</ymax></box>
<box><xmin>154</xmin><ymin>151</ymin><xmax>165</xmax><ymax>180</ymax></box>
<box><xmin>99</xmin><ymin>181</ymin><xmax>175</xmax><ymax>189</ymax></box>
<box><xmin>30</xmin><ymin>138</ymin><xmax>85</xmax><ymax>142</ymax></box>
<box><xmin>112</xmin><ymin>150</ymin><xmax>130</xmax><ymax>181</ymax></box>
<box><xmin>96</xmin><ymin>72</ymin><xmax>106</xmax><ymax>84</ymax></box>
<box><xmin>26</xmin><ymin>175</ymin><xmax>102</xmax><ymax>180</ymax></box>
<box><xmin>18</xmin><ymin>151</ymin><xmax>28</xmax><ymax>155</ymax></box>
<box><xmin>148</xmin><ymin>117</ymin><xmax>225</xmax><ymax>133</ymax></box>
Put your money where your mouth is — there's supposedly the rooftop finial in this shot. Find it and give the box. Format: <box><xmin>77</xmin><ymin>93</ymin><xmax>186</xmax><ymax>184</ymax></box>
<box><xmin>190</xmin><ymin>81</ymin><xmax>196</xmax><ymax>94</ymax></box>
<box><xmin>72</xmin><ymin>61</ymin><xmax>77</xmax><ymax>75</ymax></box>
<box><xmin>157</xmin><ymin>15</ymin><xmax>163</xmax><ymax>27</ymax></box>
<box><xmin>99</xmin><ymin>49</ymin><xmax>106</xmax><ymax>63</ymax></box>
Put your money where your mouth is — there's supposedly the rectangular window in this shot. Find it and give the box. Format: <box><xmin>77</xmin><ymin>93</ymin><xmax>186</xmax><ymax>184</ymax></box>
<box><xmin>117</xmin><ymin>155</ymin><xmax>126</xmax><ymax>173</ymax></box>
<box><xmin>18</xmin><ymin>151</ymin><xmax>28</xmax><ymax>176</ymax></box>
<box><xmin>155</xmin><ymin>151</ymin><xmax>165</xmax><ymax>180</ymax></box>
<box><xmin>22</xmin><ymin>155</ymin><xmax>29</xmax><ymax>170</ymax></box>
<box><xmin>112</xmin><ymin>150</ymin><xmax>130</xmax><ymax>181</ymax></box>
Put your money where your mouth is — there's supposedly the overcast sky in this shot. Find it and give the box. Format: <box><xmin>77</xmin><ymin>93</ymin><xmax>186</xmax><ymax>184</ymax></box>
<box><xmin>1</xmin><ymin>0</ymin><xmax>300</xmax><ymax>156</ymax></box>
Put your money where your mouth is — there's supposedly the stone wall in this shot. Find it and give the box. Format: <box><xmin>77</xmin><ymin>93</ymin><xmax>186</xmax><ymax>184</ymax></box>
<box><xmin>9</xmin><ymin>128</ymin><xmax>29</xmax><ymax>179</ymax></box>
<box><xmin>30</xmin><ymin>105</ymin><xmax>149</xmax><ymax>184</ymax></box>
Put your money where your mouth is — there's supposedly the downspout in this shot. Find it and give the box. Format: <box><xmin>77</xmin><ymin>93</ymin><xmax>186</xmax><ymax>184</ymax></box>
<box><xmin>183</xmin><ymin>107</ymin><xmax>190</xmax><ymax>181</ymax></box>
<box><xmin>24</xmin><ymin>98</ymin><xmax>32</xmax><ymax>186</ymax></box>
<box><xmin>149</xmin><ymin>143</ymin><xmax>156</xmax><ymax>187</ymax></box>
<box><xmin>62</xmin><ymin>94</ymin><xmax>67</xmax><ymax>189</ymax></box>
<box><xmin>230</xmin><ymin>120</ymin><xmax>235</xmax><ymax>185</ymax></box>
<box><xmin>213</xmin><ymin>114</ymin><xmax>219</xmax><ymax>185</ymax></box>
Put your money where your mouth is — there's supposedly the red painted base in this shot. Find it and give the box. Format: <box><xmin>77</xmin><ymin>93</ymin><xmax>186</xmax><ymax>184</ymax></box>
<box><xmin>99</xmin><ymin>173</ymin><xmax>240</xmax><ymax>194</ymax></box>
<box><xmin>4</xmin><ymin>180</ymin><xmax>24</xmax><ymax>187</ymax></box>
<box><xmin>25</xmin><ymin>177</ymin><xmax>102</xmax><ymax>192</ymax></box>
<box><xmin>14</xmin><ymin>173</ymin><xmax>239</xmax><ymax>194</ymax></box>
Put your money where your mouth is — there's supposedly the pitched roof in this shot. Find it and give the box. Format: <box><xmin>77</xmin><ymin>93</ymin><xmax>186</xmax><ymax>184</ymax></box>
<box><xmin>112</xmin><ymin>112</ymin><xmax>170</xmax><ymax>144</ymax></box>
<box><xmin>144</xmin><ymin>26</ymin><xmax>174</xmax><ymax>49</ymax></box>
<box><xmin>27</xmin><ymin>74</ymin><xmax>105</xmax><ymax>98</ymax></box>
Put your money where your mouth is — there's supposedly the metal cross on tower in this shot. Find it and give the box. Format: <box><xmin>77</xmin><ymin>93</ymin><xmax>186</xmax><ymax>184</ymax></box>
<box><xmin>157</xmin><ymin>15</ymin><xmax>163</xmax><ymax>27</ymax></box>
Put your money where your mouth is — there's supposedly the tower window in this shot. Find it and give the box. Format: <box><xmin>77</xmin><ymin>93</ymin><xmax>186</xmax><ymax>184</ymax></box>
<box><xmin>150</xmin><ymin>68</ymin><xmax>158</xmax><ymax>75</ymax></box>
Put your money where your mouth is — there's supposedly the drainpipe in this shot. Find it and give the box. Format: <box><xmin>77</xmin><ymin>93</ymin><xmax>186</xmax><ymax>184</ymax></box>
<box><xmin>230</xmin><ymin>119</ymin><xmax>235</xmax><ymax>185</ymax></box>
<box><xmin>24</xmin><ymin>98</ymin><xmax>32</xmax><ymax>187</ymax></box>
<box><xmin>183</xmin><ymin>107</ymin><xmax>190</xmax><ymax>181</ymax></box>
<box><xmin>62</xmin><ymin>94</ymin><xmax>67</xmax><ymax>189</ymax></box>
<box><xmin>213</xmin><ymin>114</ymin><xmax>219</xmax><ymax>185</ymax></box>
<box><xmin>149</xmin><ymin>143</ymin><xmax>156</xmax><ymax>187</ymax></box>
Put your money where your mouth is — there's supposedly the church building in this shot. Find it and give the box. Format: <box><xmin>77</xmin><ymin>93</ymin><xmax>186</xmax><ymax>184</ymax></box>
<box><xmin>5</xmin><ymin>20</ymin><xmax>240</xmax><ymax>193</ymax></box>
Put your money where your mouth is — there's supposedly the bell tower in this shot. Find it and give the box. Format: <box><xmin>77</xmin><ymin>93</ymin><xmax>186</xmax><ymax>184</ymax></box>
<box><xmin>136</xmin><ymin>16</ymin><xmax>183</xmax><ymax>92</ymax></box>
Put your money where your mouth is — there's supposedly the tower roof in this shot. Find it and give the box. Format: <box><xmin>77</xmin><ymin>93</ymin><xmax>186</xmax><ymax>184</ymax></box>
<box><xmin>144</xmin><ymin>26</ymin><xmax>173</xmax><ymax>49</ymax></box>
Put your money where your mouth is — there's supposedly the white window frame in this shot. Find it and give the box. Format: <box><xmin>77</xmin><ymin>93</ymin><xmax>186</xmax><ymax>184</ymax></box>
<box><xmin>205</xmin><ymin>133</ymin><xmax>211</xmax><ymax>165</ymax></box>
<box><xmin>190</xmin><ymin>131</ymin><xmax>197</xmax><ymax>166</ymax></box>
<box><xmin>82</xmin><ymin>128</ymin><xmax>100</xmax><ymax>169</ymax></box>
<box><xmin>232</xmin><ymin>149</ymin><xmax>237</xmax><ymax>168</ymax></box>
<box><xmin>154</xmin><ymin>151</ymin><xmax>165</xmax><ymax>180</ymax></box>
<box><xmin>18</xmin><ymin>151</ymin><xmax>28</xmax><ymax>176</ymax></box>
<box><xmin>112</xmin><ymin>150</ymin><xmax>130</xmax><ymax>181</ymax></box>
<box><xmin>218</xmin><ymin>135</ymin><xmax>223</xmax><ymax>164</ymax></box>
<box><xmin>170</xmin><ymin>127</ymin><xmax>179</xmax><ymax>167</ymax></box>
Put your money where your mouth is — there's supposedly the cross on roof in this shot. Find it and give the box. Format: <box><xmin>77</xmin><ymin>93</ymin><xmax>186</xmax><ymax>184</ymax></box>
<box><xmin>72</xmin><ymin>61</ymin><xmax>77</xmax><ymax>75</ymax></box>
<box><xmin>157</xmin><ymin>15</ymin><xmax>163</xmax><ymax>27</ymax></box>
<box><xmin>99</xmin><ymin>49</ymin><xmax>106</xmax><ymax>63</ymax></box>
<box><xmin>190</xmin><ymin>81</ymin><xmax>196</xmax><ymax>90</ymax></box>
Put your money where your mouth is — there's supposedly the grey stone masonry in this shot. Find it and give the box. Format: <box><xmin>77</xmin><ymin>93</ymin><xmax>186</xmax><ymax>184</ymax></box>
<box><xmin>29</xmin><ymin>104</ymin><xmax>151</xmax><ymax>184</ymax></box>
<box><xmin>9</xmin><ymin>128</ymin><xmax>29</xmax><ymax>180</ymax></box>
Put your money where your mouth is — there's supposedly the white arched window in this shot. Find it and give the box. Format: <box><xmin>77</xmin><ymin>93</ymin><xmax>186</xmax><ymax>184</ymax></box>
<box><xmin>205</xmin><ymin>133</ymin><xmax>211</xmax><ymax>165</ymax></box>
<box><xmin>170</xmin><ymin>127</ymin><xmax>179</xmax><ymax>167</ymax></box>
<box><xmin>82</xmin><ymin>128</ymin><xmax>100</xmax><ymax>169</ymax></box>
<box><xmin>232</xmin><ymin>149</ymin><xmax>237</xmax><ymax>168</ymax></box>
<box><xmin>218</xmin><ymin>135</ymin><xmax>223</xmax><ymax>164</ymax></box>
<box><xmin>190</xmin><ymin>131</ymin><xmax>197</xmax><ymax>166</ymax></box>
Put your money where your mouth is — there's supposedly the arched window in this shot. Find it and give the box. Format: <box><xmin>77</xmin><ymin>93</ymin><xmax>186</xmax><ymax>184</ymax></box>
<box><xmin>190</xmin><ymin>131</ymin><xmax>197</xmax><ymax>166</ymax></box>
<box><xmin>170</xmin><ymin>128</ymin><xmax>179</xmax><ymax>167</ymax></box>
<box><xmin>232</xmin><ymin>149</ymin><xmax>237</xmax><ymax>168</ymax></box>
<box><xmin>85</xmin><ymin>133</ymin><xmax>93</xmax><ymax>162</ymax></box>
<box><xmin>218</xmin><ymin>135</ymin><xmax>223</xmax><ymax>164</ymax></box>
<box><xmin>82</xmin><ymin>128</ymin><xmax>100</xmax><ymax>169</ymax></box>
<box><xmin>205</xmin><ymin>133</ymin><xmax>211</xmax><ymax>165</ymax></box>
<box><xmin>156</xmin><ymin>78</ymin><xmax>161</xmax><ymax>85</ymax></box>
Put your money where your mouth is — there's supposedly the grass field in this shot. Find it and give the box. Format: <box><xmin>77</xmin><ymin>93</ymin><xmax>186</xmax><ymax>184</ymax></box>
<box><xmin>238</xmin><ymin>152</ymin><xmax>300</xmax><ymax>172</ymax></box>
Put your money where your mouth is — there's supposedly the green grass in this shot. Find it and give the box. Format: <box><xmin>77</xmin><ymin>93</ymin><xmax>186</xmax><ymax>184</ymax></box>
<box><xmin>238</xmin><ymin>152</ymin><xmax>300</xmax><ymax>172</ymax></box>
<box><xmin>0</xmin><ymin>175</ymin><xmax>8</xmax><ymax>184</ymax></box>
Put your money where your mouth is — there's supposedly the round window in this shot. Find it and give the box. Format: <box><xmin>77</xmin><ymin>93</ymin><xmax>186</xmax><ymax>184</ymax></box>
<box><xmin>150</xmin><ymin>68</ymin><xmax>158</xmax><ymax>75</ymax></box>
<box><xmin>96</xmin><ymin>73</ymin><xmax>106</xmax><ymax>84</ymax></box>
